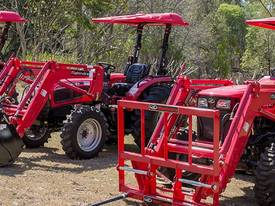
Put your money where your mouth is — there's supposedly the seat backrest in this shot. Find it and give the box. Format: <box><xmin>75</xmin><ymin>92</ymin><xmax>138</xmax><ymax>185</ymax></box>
<box><xmin>125</xmin><ymin>63</ymin><xmax>150</xmax><ymax>84</ymax></box>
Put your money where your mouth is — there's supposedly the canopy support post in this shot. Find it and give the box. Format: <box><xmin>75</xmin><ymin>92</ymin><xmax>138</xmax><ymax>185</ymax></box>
<box><xmin>157</xmin><ymin>24</ymin><xmax>171</xmax><ymax>75</ymax></box>
<box><xmin>0</xmin><ymin>23</ymin><xmax>11</xmax><ymax>55</ymax></box>
<box><xmin>132</xmin><ymin>24</ymin><xmax>144</xmax><ymax>64</ymax></box>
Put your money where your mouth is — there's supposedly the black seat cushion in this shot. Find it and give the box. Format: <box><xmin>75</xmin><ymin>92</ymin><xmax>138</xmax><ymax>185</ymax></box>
<box><xmin>124</xmin><ymin>63</ymin><xmax>150</xmax><ymax>84</ymax></box>
<box><xmin>107</xmin><ymin>63</ymin><xmax>150</xmax><ymax>96</ymax></box>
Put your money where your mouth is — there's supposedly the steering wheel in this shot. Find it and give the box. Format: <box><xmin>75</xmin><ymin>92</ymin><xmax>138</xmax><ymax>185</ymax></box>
<box><xmin>98</xmin><ymin>62</ymin><xmax>116</xmax><ymax>82</ymax></box>
<box><xmin>98</xmin><ymin>62</ymin><xmax>116</xmax><ymax>73</ymax></box>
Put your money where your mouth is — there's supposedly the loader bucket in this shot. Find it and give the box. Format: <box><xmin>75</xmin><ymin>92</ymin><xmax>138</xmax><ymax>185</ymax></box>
<box><xmin>0</xmin><ymin>124</ymin><xmax>23</xmax><ymax>166</ymax></box>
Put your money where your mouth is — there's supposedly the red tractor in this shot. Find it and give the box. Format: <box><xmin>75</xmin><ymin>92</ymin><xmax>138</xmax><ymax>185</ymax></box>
<box><xmin>0</xmin><ymin>13</ymin><xmax>188</xmax><ymax>165</ymax></box>
<box><xmin>91</xmin><ymin>17</ymin><xmax>275</xmax><ymax>206</ymax></box>
<box><xmin>0</xmin><ymin>59</ymin><xmax>105</xmax><ymax>166</ymax></box>
<box><xmin>60</xmin><ymin>13</ymin><xmax>188</xmax><ymax>158</ymax></box>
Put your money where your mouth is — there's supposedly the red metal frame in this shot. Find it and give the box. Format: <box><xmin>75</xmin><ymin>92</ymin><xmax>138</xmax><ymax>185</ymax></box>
<box><xmin>117</xmin><ymin>75</ymin><xmax>275</xmax><ymax>205</ymax></box>
<box><xmin>0</xmin><ymin>11</ymin><xmax>26</xmax><ymax>22</ymax></box>
<box><xmin>0</xmin><ymin>57</ymin><xmax>104</xmax><ymax>137</ymax></box>
<box><xmin>92</xmin><ymin>13</ymin><xmax>188</xmax><ymax>27</ymax></box>
<box><xmin>246</xmin><ymin>17</ymin><xmax>275</xmax><ymax>30</ymax></box>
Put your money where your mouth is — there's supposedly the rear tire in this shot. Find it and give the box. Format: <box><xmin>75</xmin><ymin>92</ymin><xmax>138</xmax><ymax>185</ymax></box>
<box><xmin>254</xmin><ymin>142</ymin><xmax>275</xmax><ymax>206</ymax></box>
<box><xmin>132</xmin><ymin>85</ymin><xmax>171</xmax><ymax>147</ymax></box>
<box><xmin>61</xmin><ymin>106</ymin><xmax>107</xmax><ymax>159</ymax></box>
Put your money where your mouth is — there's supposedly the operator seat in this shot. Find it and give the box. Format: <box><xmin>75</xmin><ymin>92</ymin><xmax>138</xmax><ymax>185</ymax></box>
<box><xmin>108</xmin><ymin>63</ymin><xmax>150</xmax><ymax>96</ymax></box>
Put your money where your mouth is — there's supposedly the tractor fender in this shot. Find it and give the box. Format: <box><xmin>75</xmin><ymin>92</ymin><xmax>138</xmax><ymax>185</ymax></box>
<box><xmin>109</xmin><ymin>73</ymin><xmax>126</xmax><ymax>85</ymax></box>
<box><xmin>125</xmin><ymin>76</ymin><xmax>172</xmax><ymax>100</ymax></box>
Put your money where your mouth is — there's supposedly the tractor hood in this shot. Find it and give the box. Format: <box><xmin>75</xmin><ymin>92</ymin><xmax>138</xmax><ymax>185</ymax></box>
<box><xmin>198</xmin><ymin>85</ymin><xmax>247</xmax><ymax>99</ymax></box>
<box><xmin>198</xmin><ymin>76</ymin><xmax>275</xmax><ymax>99</ymax></box>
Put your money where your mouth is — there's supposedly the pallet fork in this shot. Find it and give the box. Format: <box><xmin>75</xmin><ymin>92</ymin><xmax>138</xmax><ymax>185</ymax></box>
<box><xmin>116</xmin><ymin>76</ymin><xmax>275</xmax><ymax>205</ymax></box>
<box><xmin>89</xmin><ymin>77</ymin><xmax>232</xmax><ymax>205</ymax></box>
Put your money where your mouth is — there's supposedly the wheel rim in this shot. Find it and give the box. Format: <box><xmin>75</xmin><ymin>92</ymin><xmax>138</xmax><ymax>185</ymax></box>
<box><xmin>25</xmin><ymin>126</ymin><xmax>47</xmax><ymax>141</ymax></box>
<box><xmin>77</xmin><ymin>118</ymin><xmax>102</xmax><ymax>152</ymax></box>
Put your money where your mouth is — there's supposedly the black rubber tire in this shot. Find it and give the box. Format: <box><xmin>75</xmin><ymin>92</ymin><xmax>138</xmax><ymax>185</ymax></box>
<box><xmin>23</xmin><ymin>127</ymin><xmax>51</xmax><ymax>148</ymax></box>
<box><xmin>0</xmin><ymin>125</ymin><xmax>24</xmax><ymax>166</ymax></box>
<box><xmin>60</xmin><ymin>105</ymin><xmax>108</xmax><ymax>159</ymax></box>
<box><xmin>132</xmin><ymin>85</ymin><xmax>171</xmax><ymax>147</ymax></box>
<box><xmin>254</xmin><ymin>142</ymin><xmax>275</xmax><ymax>206</ymax></box>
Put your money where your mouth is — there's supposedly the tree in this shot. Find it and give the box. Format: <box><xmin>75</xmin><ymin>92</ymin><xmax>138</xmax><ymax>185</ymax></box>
<box><xmin>241</xmin><ymin>0</ymin><xmax>275</xmax><ymax>79</ymax></box>
<box><xmin>211</xmin><ymin>3</ymin><xmax>246</xmax><ymax>77</ymax></box>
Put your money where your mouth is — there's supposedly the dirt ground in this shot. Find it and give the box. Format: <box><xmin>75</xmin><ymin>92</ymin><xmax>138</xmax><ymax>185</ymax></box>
<box><xmin>0</xmin><ymin>132</ymin><xmax>257</xmax><ymax>206</ymax></box>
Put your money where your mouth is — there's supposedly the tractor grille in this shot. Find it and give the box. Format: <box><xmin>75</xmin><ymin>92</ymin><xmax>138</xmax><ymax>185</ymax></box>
<box><xmin>197</xmin><ymin>96</ymin><xmax>235</xmax><ymax>142</ymax></box>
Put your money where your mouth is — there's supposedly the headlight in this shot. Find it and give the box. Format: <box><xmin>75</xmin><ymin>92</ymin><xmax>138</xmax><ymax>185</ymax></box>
<box><xmin>216</xmin><ymin>99</ymin><xmax>231</xmax><ymax>110</ymax></box>
<box><xmin>198</xmin><ymin>98</ymin><xmax>208</xmax><ymax>108</ymax></box>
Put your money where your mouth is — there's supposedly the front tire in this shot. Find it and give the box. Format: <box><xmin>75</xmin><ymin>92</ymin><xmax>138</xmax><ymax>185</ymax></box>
<box><xmin>0</xmin><ymin>125</ymin><xmax>24</xmax><ymax>166</ymax></box>
<box><xmin>23</xmin><ymin>125</ymin><xmax>50</xmax><ymax>148</ymax></box>
<box><xmin>254</xmin><ymin>142</ymin><xmax>275</xmax><ymax>206</ymax></box>
<box><xmin>61</xmin><ymin>106</ymin><xmax>107</xmax><ymax>159</ymax></box>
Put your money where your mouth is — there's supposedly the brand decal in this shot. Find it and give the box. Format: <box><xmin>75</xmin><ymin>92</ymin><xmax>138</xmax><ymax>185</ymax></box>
<box><xmin>71</xmin><ymin>70</ymin><xmax>89</xmax><ymax>76</ymax></box>
<box><xmin>149</xmin><ymin>104</ymin><xmax>179</xmax><ymax>113</ymax></box>
<box><xmin>149</xmin><ymin>104</ymin><xmax>158</xmax><ymax>110</ymax></box>
<box><xmin>243</xmin><ymin>122</ymin><xmax>250</xmax><ymax>133</ymax></box>
<box><xmin>271</xmin><ymin>93</ymin><xmax>275</xmax><ymax>100</ymax></box>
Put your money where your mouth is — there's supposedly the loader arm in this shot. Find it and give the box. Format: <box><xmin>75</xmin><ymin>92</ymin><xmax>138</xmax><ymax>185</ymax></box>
<box><xmin>0</xmin><ymin>59</ymin><xmax>104</xmax><ymax>137</ymax></box>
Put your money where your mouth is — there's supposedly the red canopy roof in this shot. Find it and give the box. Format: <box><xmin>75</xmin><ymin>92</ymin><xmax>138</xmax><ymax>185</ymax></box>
<box><xmin>91</xmin><ymin>13</ymin><xmax>188</xmax><ymax>27</ymax></box>
<box><xmin>246</xmin><ymin>17</ymin><xmax>275</xmax><ymax>30</ymax></box>
<box><xmin>0</xmin><ymin>11</ymin><xmax>26</xmax><ymax>23</ymax></box>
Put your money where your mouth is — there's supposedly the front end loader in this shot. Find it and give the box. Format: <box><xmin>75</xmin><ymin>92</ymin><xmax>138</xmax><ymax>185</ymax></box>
<box><xmin>0</xmin><ymin>57</ymin><xmax>105</xmax><ymax>166</ymax></box>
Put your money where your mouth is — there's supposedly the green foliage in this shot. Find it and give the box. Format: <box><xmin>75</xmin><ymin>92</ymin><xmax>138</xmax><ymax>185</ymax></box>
<box><xmin>240</xmin><ymin>0</ymin><xmax>275</xmax><ymax>78</ymax></box>
<box><xmin>25</xmin><ymin>52</ymin><xmax>78</xmax><ymax>64</ymax></box>
<box><xmin>241</xmin><ymin>27</ymin><xmax>275</xmax><ymax>77</ymax></box>
<box><xmin>212</xmin><ymin>3</ymin><xmax>246</xmax><ymax>77</ymax></box>
<box><xmin>0</xmin><ymin>0</ymin><xmax>274</xmax><ymax>79</ymax></box>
